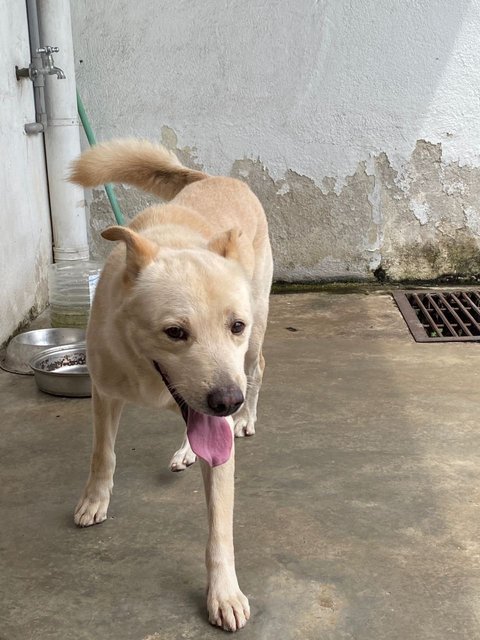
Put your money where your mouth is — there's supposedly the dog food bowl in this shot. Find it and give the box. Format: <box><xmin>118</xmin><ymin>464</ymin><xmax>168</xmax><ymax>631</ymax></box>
<box><xmin>29</xmin><ymin>344</ymin><xmax>91</xmax><ymax>397</ymax></box>
<box><xmin>0</xmin><ymin>328</ymin><xmax>86</xmax><ymax>375</ymax></box>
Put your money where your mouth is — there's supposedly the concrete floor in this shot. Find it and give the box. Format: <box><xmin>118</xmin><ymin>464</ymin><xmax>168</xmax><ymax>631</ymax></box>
<box><xmin>2</xmin><ymin>292</ymin><xmax>480</xmax><ymax>639</ymax></box>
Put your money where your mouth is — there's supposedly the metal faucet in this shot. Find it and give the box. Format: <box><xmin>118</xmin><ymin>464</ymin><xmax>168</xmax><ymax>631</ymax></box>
<box><xmin>38</xmin><ymin>46</ymin><xmax>66</xmax><ymax>78</ymax></box>
<box><xmin>16</xmin><ymin>45</ymin><xmax>66</xmax><ymax>81</ymax></box>
<box><xmin>16</xmin><ymin>44</ymin><xmax>66</xmax><ymax>134</ymax></box>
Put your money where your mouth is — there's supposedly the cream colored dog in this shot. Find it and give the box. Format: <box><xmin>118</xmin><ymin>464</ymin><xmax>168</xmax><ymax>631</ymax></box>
<box><xmin>69</xmin><ymin>139</ymin><xmax>273</xmax><ymax>632</ymax></box>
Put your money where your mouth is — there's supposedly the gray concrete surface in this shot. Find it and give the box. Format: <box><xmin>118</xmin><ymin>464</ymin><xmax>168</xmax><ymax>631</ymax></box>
<box><xmin>1</xmin><ymin>292</ymin><xmax>480</xmax><ymax>639</ymax></box>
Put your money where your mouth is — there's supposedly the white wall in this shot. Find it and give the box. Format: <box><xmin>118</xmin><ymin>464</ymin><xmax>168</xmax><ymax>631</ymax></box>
<box><xmin>0</xmin><ymin>0</ymin><xmax>52</xmax><ymax>344</ymax></box>
<box><xmin>71</xmin><ymin>0</ymin><xmax>480</xmax><ymax>282</ymax></box>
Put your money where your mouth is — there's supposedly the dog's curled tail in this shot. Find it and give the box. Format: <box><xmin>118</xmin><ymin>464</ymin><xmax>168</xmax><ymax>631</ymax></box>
<box><xmin>69</xmin><ymin>138</ymin><xmax>208</xmax><ymax>201</ymax></box>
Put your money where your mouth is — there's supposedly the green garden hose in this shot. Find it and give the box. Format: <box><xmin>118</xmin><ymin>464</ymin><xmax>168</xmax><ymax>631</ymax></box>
<box><xmin>76</xmin><ymin>91</ymin><xmax>125</xmax><ymax>226</ymax></box>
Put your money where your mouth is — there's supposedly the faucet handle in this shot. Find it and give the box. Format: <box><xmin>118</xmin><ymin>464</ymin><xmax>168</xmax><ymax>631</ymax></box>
<box><xmin>37</xmin><ymin>46</ymin><xmax>60</xmax><ymax>55</ymax></box>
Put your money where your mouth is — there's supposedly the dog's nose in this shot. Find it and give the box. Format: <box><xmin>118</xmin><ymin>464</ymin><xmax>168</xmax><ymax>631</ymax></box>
<box><xmin>207</xmin><ymin>386</ymin><xmax>244</xmax><ymax>416</ymax></box>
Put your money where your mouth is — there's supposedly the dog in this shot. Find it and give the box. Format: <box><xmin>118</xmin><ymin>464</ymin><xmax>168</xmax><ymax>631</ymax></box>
<box><xmin>69</xmin><ymin>139</ymin><xmax>273</xmax><ymax>631</ymax></box>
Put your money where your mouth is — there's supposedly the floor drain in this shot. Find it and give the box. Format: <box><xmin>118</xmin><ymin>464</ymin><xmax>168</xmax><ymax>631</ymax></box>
<box><xmin>393</xmin><ymin>290</ymin><xmax>480</xmax><ymax>342</ymax></box>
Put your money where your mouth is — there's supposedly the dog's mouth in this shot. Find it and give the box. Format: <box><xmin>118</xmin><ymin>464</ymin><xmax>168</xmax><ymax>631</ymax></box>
<box><xmin>153</xmin><ymin>361</ymin><xmax>232</xmax><ymax>468</ymax></box>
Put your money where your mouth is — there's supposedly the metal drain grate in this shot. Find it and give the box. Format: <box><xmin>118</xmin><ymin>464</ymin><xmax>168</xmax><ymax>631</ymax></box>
<box><xmin>393</xmin><ymin>290</ymin><xmax>480</xmax><ymax>342</ymax></box>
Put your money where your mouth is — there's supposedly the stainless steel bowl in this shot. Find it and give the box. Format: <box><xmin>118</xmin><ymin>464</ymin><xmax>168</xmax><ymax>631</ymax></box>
<box><xmin>29</xmin><ymin>344</ymin><xmax>91</xmax><ymax>397</ymax></box>
<box><xmin>1</xmin><ymin>328</ymin><xmax>86</xmax><ymax>375</ymax></box>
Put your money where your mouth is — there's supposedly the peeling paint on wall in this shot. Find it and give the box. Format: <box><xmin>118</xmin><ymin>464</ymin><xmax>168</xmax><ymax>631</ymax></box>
<box><xmin>87</xmin><ymin>185</ymin><xmax>155</xmax><ymax>261</ymax></box>
<box><xmin>377</xmin><ymin>140</ymin><xmax>480</xmax><ymax>281</ymax></box>
<box><xmin>230</xmin><ymin>158</ymin><xmax>375</xmax><ymax>281</ymax></box>
<box><xmin>87</xmin><ymin>134</ymin><xmax>480</xmax><ymax>282</ymax></box>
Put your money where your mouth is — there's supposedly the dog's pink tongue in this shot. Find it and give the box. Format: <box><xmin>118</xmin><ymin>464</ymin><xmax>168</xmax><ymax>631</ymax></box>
<box><xmin>186</xmin><ymin>408</ymin><xmax>233</xmax><ymax>467</ymax></box>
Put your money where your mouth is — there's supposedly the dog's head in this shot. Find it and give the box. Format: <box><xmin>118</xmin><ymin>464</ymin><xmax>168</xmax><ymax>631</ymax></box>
<box><xmin>102</xmin><ymin>225</ymin><xmax>253</xmax><ymax>417</ymax></box>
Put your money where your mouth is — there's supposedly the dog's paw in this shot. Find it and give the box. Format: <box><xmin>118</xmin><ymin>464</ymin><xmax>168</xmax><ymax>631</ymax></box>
<box><xmin>207</xmin><ymin>589</ymin><xmax>250</xmax><ymax>632</ymax></box>
<box><xmin>233</xmin><ymin>416</ymin><xmax>256</xmax><ymax>438</ymax></box>
<box><xmin>169</xmin><ymin>444</ymin><xmax>197</xmax><ymax>472</ymax></box>
<box><xmin>74</xmin><ymin>486</ymin><xmax>110</xmax><ymax>527</ymax></box>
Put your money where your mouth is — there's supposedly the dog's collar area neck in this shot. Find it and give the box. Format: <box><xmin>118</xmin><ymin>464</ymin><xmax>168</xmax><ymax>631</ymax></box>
<box><xmin>153</xmin><ymin>360</ymin><xmax>188</xmax><ymax>421</ymax></box>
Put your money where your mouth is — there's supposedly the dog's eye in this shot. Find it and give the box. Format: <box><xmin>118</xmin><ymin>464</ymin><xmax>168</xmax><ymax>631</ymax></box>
<box><xmin>231</xmin><ymin>321</ymin><xmax>246</xmax><ymax>335</ymax></box>
<box><xmin>164</xmin><ymin>326</ymin><xmax>188</xmax><ymax>341</ymax></box>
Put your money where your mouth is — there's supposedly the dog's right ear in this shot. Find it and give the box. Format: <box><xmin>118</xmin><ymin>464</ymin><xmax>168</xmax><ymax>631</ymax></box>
<box><xmin>101</xmin><ymin>226</ymin><xmax>158</xmax><ymax>283</ymax></box>
<box><xmin>207</xmin><ymin>228</ymin><xmax>241</xmax><ymax>261</ymax></box>
<box><xmin>207</xmin><ymin>228</ymin><xmax>254</xmax><ymax>277</ymax></box>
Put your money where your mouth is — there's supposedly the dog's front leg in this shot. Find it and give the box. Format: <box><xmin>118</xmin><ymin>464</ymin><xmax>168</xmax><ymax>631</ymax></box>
<box><xmin>74</xmin><ymin>386</ymin><xmax>124</xmax><ymax>527</ymax></box>
<box><xmin>201</xmin><ymin>437</ymin><xmax>250</xmax><ymax>631</ymax></box>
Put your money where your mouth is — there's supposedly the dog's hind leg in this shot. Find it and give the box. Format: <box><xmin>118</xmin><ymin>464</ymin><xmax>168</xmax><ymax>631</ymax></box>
<box><xmin>74</xmin><ymin>386</ymin><xmax>124</xmax><ymax>527</ymax></box>
<box><xmin>169</xmin><ymin>430</ymin><xmax>197</xmax><ymax>471</ymax></box>
<box><xmin>234</xmin><ymin>321</ymin><xmax>267</xmax><ymax>438</ymax></box>
<box><xmin>201</xmin><ymin>428</ymin><xmax>250</xmax><ymax>631</ymax></box>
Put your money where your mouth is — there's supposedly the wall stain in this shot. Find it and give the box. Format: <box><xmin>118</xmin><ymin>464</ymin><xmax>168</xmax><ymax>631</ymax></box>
<box><xmin>231</xmin><ymin>158</ymin><xmax>375</xmax><ymax>281</ymax></box>
<box><xmin>88</xmin><ymin>184</ymin><xmax>156</xmax><ymax>261</ymax></box>
<box><xmin>378</xmin><ymin>140</ymin><xmax>480</xmax><ymax>280</ymax></box>
<box><xmin>87</xmin><ymin>132</ymin><xmax>480</xmax><ymax>282</ymax></box>
<box><xmin>1</xmin><ymin>303</ymin><xmax>41</xmax><ymax>349</ymax></box>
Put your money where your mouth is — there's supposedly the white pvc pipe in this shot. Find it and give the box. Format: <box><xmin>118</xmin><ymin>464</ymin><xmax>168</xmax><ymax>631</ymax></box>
<box><xmin>38</xmin><ymin>0</ymin><xmax>89</xmax><ymax>261</ymax></box>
